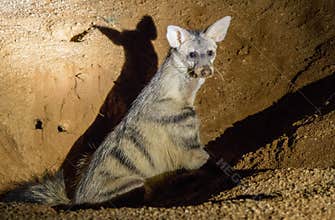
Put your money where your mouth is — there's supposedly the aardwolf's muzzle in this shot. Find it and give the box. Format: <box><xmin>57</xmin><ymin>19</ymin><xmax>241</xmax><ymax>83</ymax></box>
<box><xmin>193</xmin><ymin>65</ymin><xmax>213</xmax><ymax>78</ymax></box>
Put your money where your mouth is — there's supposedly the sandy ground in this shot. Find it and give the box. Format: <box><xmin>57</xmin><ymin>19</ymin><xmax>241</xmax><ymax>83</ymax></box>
<box><xmin>0</xmin><ymin>0</ymin><xmax>334</xmax><ymax>219</ymax></box>
<box><xmin>1</xmin><ymin>168</ymin><xmax>334</xmax><ymax>219</ymax></box>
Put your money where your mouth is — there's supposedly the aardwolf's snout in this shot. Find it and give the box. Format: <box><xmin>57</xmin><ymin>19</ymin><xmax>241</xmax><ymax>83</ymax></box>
<box><xmin>195</xmin><ymin>65</ymin><xmax>213</xmax><ymax>78</ymax></box>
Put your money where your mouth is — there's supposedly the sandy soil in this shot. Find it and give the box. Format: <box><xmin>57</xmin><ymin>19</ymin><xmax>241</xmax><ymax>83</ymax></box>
<box><xmin>1</xmin><ymin>168</ymin><xmax>334</xmax><ymax>219</ymax></box>
<box><xmin>0</xmin><ymin>0</ymin><xmax>334</xmax><ymax>219</ymax></box>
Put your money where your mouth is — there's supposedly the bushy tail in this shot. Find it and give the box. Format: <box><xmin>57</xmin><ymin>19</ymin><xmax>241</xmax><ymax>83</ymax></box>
<box><xmin>1</xmin><ymin>170</ymin><xmax>70</xmax><ymax>205</ymax></box>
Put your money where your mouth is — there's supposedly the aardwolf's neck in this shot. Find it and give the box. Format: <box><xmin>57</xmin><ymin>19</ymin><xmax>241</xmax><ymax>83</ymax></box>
<box><xmin>140</xmin><ymin>49</ymin><xmax>205</xmax><ymax>107</ymax></box>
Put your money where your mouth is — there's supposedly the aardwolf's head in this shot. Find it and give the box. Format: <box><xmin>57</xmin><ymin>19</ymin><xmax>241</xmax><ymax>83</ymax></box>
<box><xmin>167</xmin><ymin>16</ymin><xmax>231</xmax><ymax>78</ymax></box>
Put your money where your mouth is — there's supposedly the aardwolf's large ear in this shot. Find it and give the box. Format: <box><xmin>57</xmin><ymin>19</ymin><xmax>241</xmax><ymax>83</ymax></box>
<box><xmin>166</xmin><ymin>25</ymin><xmax>192</xmax><ymax>48</ymax></box>
<box><xmin>204</xmin><ymin>16</ymin><xmax>232</xmax><ymax>42</ymax></box>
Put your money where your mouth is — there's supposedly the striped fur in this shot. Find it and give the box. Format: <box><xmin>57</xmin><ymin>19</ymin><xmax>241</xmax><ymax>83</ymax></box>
<box><xmin>1</xmin><ymin>16</ymin><xmax>231</xmax><ymax>205</ymax></box>
<box><xmin>2</xmin><ymin>170</ymin><xmax>69</xmax><ymax>205</ymax></box>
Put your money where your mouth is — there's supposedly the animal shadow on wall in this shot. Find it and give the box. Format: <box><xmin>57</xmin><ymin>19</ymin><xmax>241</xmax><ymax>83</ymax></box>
<box><xmin>61</xmin><ymin>15</ymin><xmax>158</xmax><ymax>199</ymax></box>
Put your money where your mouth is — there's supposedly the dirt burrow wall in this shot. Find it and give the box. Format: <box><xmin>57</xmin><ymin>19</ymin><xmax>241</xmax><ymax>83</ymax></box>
<box><xmin>0</xmin><ymin>0</ymin><xmax>334</xmax><ymax>191</ymax></box>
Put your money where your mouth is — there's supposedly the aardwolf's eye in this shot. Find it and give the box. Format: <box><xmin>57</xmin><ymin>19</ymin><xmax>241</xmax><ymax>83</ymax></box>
<box><xmin>189</xmin><ymin>52</ymin><xmax>197</xmax><ymax>58</ymax></box>
<box><xmin>207</xmin><ymin>50</ymin><xmax>214</xmax><ymax>56</ymax></box>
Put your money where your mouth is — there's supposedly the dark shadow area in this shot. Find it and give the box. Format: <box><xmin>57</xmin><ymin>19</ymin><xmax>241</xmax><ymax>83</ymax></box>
<box><xmin>207</xmin><ymin>72</ymin><xmax>335</xmax><ymax>165</ymax></box>
<box><xmin>61</xmin><ymin>15</ymin><xmax>158</xmax><ymax>198</ymax></box>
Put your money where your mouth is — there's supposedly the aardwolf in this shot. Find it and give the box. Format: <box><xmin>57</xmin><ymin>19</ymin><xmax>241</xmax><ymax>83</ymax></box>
<box><xmin>3</xmin><ymin>16</ymin><xmax>231</xmax><ymax>205</ymax></box>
